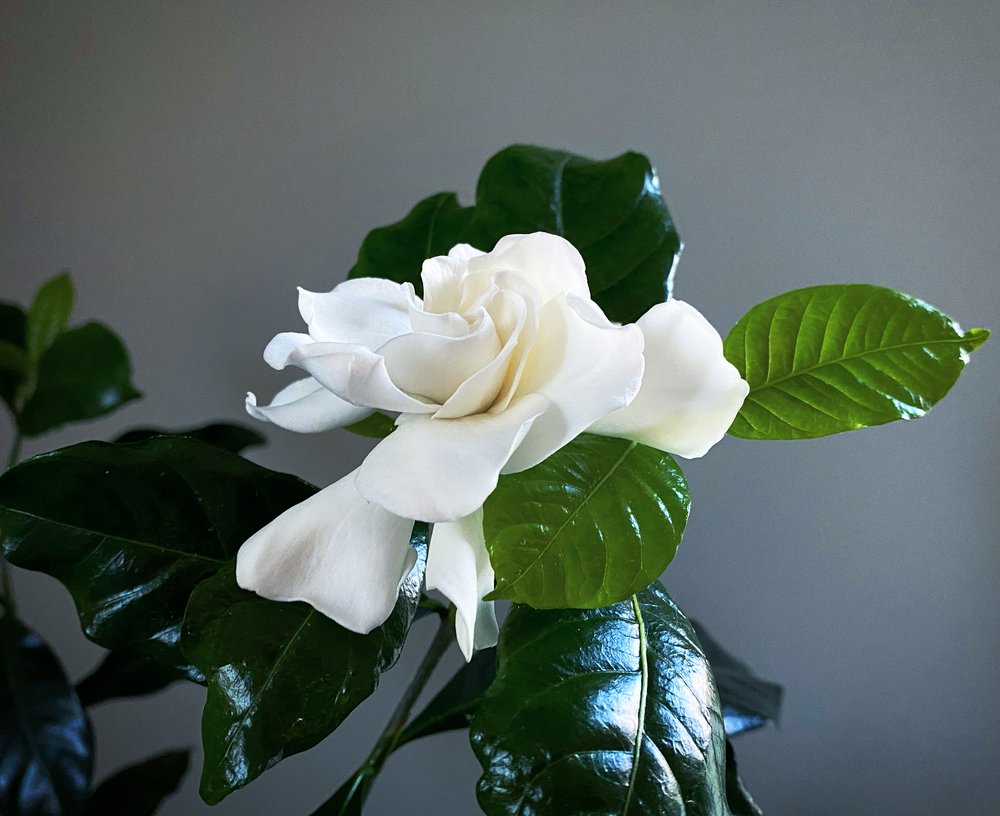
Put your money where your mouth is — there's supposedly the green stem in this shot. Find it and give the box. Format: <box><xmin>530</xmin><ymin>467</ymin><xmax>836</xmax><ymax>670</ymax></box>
<box><xmin>0</xmin><ymin>431</ymin><xmax>20</xmax><ymax>616</ymax></box>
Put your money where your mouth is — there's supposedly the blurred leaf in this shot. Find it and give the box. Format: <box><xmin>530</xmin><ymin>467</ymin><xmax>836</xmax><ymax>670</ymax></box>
<box><xmin>0</xmin><ymin>617</ymin><xmax>93</xmax><ymax>816</ymax></box>
<box><xmin>115</xmin><ymin>422</ymin><xmax>266</xmax><ymax>454</ymax></box>
<box><xmin>725</xmin><ymin>740</ymin><xmax>763</xmax><ymax>816</ymax></box>
<box><xmin>343</xmin><ymin>411</ymin><xmax>396</xmax><ymax>439</ymax></box>
<box><xmin>18</xmin><ymin>322</ymin><xmax>141</xmax><ymax>437</ymax></box>
<box><xmin>724</xmin><ymin>285</ymin><xmax>989</xmax><ymax>439</ymax></box>
<box><xmin>691</xmin><ymin>620</ymin><xmax>782</xmax><ymax>737</ymax></box>
<box><xmin>0</xmin><ymin>437</ymin><xmax>314</xmax><ymax>667</ymax></box>
<box><xmin>484</xmin><ymin>433</ymin><xmax>689</xmax><ymax>608</ymax></box>
<box><xmin>349</xmin><ymin>145</ymin><xmax>682</xmax><ymax>323</ymax></box>
<box><xmin>182</xmin><ymin>527</ymin><xmax>428</xmax><ymax>805</ymax></box>
<box><xmin>471</xmin><ymin>584</ymin><xmax>729</xmax><ymax>815</ymax></box>
<box><xmin>0</xmin><ymin>340</ymin><xmax>29</xmax><ymax>377</ymax></box>
<box><xmin>309</xmin><ymin>773</ymin><xmax>367</xmax><ymax>816</ymax></box>
<box><xmin>76</xmin><ymin>645</ymin><xmax>192</xmax><ymax>708</ymax></box>
<box><xmin>397</xmin><ymin>647</ymin><xmax>497</xmax><ymax>747</ymax></box>
<box><xmin>0</xmin><ymin>301</ymin><xmax>27</xmax><ymax>414</ymax></box>
<box><xmin>26</xmin><ymin>271</ymin><xmax>74</xmax><ymax>361</ymax></box>
<box><xmin>87</xmin><ymin>749</ymin><xmax>190</xmax><ymax>816</ymax></box>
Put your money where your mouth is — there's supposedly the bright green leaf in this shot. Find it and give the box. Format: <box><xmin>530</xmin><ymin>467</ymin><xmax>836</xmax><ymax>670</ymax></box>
<box><xmin>0</xmin><ymin>302</ymin><xmax>27</xmax><ymax>414</ymax></box>
<box><xmin>26</xmin><ymin>271</ymin><xmax>74</xmax><ymax>361</ymax></box>
<box><xmin>182</xmin><ymin>527</ymin><xmax>428</xmax><ymax>805</ymax></box>
<box><xmin>0</xmin><ymin>617</ymin><xmax>93</xmax><ymax>816</ymax></box>
<box><xmin>349</xmin><ymin>145</ymin><xmax>681</xmax><ymax>324</ymax></box>
<box><xmin>724</xmin><ymin>285</ymin><xmax>989</xmax><ymax>439</ymax></box>
<box><xmin>471</xmin><ymin>584</ymin><xmax>730</xmax><ymax>815</ymax></box>
<box><xmin>484</xmin><ymin>434</ymin><xmax>689</xmax><ymax>609</ymax></box>
<box><xmin>115</xmin><ymin>422</ymin><xmax>266</xmax><ymax>454</ymax></box>
<box><xmin>18</xmin><ymin>322</ymin><xmax>142</xmax><ymax>437</ymax></box>
<box><xmin>87</xmin><ymin>749</ymin><xmax>190</xmax><ymax>816</ymax></box>
<box><xmin>0</xmin><ymin>437</ymin><xmax>314</xmax><ymax>667</ymax></box>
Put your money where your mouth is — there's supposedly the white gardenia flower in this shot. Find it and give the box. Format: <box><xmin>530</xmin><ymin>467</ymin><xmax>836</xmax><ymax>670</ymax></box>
<box><xmin>237</xmin><ymin>232</ymin><xmax>748</xmax><ymax>659</ymax></box>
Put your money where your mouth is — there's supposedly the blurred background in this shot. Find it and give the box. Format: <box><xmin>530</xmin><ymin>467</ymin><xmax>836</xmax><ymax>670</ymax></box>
<box><xmin>1</xmin><ymin>2</ymin><xmax>997</xmax><ymax>814</ymax></box>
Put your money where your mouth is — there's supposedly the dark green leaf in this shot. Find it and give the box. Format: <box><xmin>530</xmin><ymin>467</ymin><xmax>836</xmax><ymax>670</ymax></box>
<box><xmin>0</xmin><ymin>301</ymin><xmax>27</xmax><ymax>413</ymax></box>
<box><xmin>87</xmin><ymin>749</ymin><xmax>190</xmax><ymax>816</ymax></box>
<box><xmin>26</xmin><ymin>271</ymin><xmax>74</xmax><ymax>361</ymax></box>
<box><xmin>471</xmin><ymin>584</ymin><xmax>730</xmax><ymax>816</ymax></box>
<box><xmin>309</xmin><ymin>773</ymin><xmax>367</xmax><ymax>816</ymax></box>
<box><xmin>484</xmin><ymin>434</ymin><xmax>690</xmax><ymax>609</ymax></box>
<box><xmin>181</xmin><ymin>526</ymin><xmax>428</xmax><ymax>804</ymax></box>
<box><xmin>724</xmin><ymin>740</ymin><xmax>762</xmax><ymax>816</ymax></box>
<box><xmin>349</xmin><ymin>145</ymin><xmax>682</xmax><ymax>324</ymax></box>
<box><xmin>115</xmin><ymin>422</ymin><xmax>266</xmax><ymax>454</ymax></box>
<box><xmin>397</xmin><ymin>647</ymin><xmax>497</xmax><ymax>747</ymax></box>
<box><xmin>0</xmin><ymin>617</ymin><xmax>93</xmax><ymax>816</ymax></box>
<box><xmin>76</xmin><ymin>645</ymin><xmax>192</xmax><ymax>708</ymax></box>
<box><xmin>724</xmin><ymin>285</ymin><xmax>989</xmax><ymax>439</ymax></box>
<box><xmin>0</xmin><ymin>340</ymin><xmax>29</xmax><ymax>377</ymax></box>
<box><xmin>18</xmin><ymin>322</ymin><xmax>141</xmax><ymax>437</ymax></box>
<box><xmin>691</xmin><ymin>621</ymin><xmax>782</xmax><ymax>737</ymax></box>
<box><xmin>0</xmin><ymin>437</ymin><xmax>314</xmax><ymax>667</ymax></box>
<box><xmin>343</xmin><ymin>411</ymin><xmax>396</xmax><ymax>440</ymax></box>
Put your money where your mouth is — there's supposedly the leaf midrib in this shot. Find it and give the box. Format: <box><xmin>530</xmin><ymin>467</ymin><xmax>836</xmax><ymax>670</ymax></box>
<box><xmin>622</xmin><ymin>594</ymin><xmax>649</xmax><ymax>816</ymax></box>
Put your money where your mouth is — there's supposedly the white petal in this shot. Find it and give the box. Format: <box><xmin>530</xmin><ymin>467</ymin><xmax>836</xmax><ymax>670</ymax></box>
<box><xmin>426</xmin><ymin>508</ymin><xmax>499</xmax><ymax>661</ymax></box>
<box><xmin>502</xmin><ymin>293</ymin><xmax>645</xmax><ymax>473</ymax></box>
<box><xmin>589</xmin><ymin>300</ymin><xmax>750</xmax><ymax>458</ymax></box>
<box><xmin>448</xmin><ymin>243</ymin><xmax>486</xmax><ymax>262</ymax></box>
<box><xmin>355</xmin><ymin>394</ymin><xmax>549</xmax><ymax>522</ymax></box>
<box><xmin>246</xmin><ymin>377</ymin><xmax>372</xmax><ymax>432</ymax></box>
<box><xmin>298</xmin><ymin>278</ymin><xmax>412</xmax><ymax>348</ymax></box>
<box><xmin>235</xmin><ymin>470</ymin><xmax>417</xmax><ymax>634</ymax></box>
<box><xmin>420</xmin><ymin>255</ymin><xmax>467</xmax><ymax>315</ymax></box>
<box><xmin>264</xmin><ymin>334</ymin><xmax>439</xmax><ymax>414</ymax></box>
<box><xmin>471</xmin><ymin>232</ymin><xmax>590</xmax><ymax>303</ymax></box>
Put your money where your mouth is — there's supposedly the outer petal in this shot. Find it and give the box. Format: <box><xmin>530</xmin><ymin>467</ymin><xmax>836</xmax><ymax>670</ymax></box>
<box><xmin>235</xmin><ymin>470</ymin><xmax>416</xmax><ymax>634</ymax></box>
<box><xmin>426</xmin><ymin>508</ymin><xmax>499</xmax><ymax>661</ymax></box>
<box><xmin>502</xmin><ymin>293</ymin><xmax>645</xmax><ymax>473</ymax></box>
<box><xmin>471</xmin><ymin>233</ymin><xmax>590</xmax><ymax>302</ymax></box>
<box><xmin>246</xmin><ymin>377</ymin><xmax>372</xmax><ymax>432</ymax></box>
<box><xmin>355</xmin><ymin>394</ymin><xmax>549</xmax><ymax>522</ymax></box>
<box><xmin>298</xmin><ymin>278</ymin><xmax>412</xmax><ymax>349</ymax></box>
<box><xmin>589</xmin><ymin>299</ymin><xmax>750</xmax><ymax>458</ymax></box>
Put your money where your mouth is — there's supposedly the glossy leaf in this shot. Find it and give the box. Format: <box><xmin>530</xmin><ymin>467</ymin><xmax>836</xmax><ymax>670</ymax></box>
<box><xmin>18</xmin><ymin>322</ymin><xmax>141</xmax><ymax>437</ymax></box>
<box><xmin>397</xmin><ymin>646</ymin><xmax>497</xmax><ymax>747</ymax></box>
<box><xmin>691</xmin><ymin>621</ymin><xmax>782</xmax><ymax>737</ymax></box>
<box><xmin>87</xmin><ymin>749</ymin><xmax>190</xmax><ymax>816</ymax></box>
<box><xmin>0</xmin><ymin>437</ymin><xmax>314</xmax><ymax>666</ymax></box>
<box><xmin>0</xmin><ymin>617</ymin><xmax>93</xmax><ymax>816</ymax></box>
<box><xmin>0</xmin><ymin>301</ymin><xmax>27</xmax><ymax>413</ymax></box>
<box><xmin>724</xmin><ymin>285</ymin><xmax>989</xmax><ymax>439</ymax></box>
<box><xmin>26</xmin><ymin>271</ymin><xmax>74</xmax><ymax>361</ymax></box>
<box><xmin>484</xmin><ymin>434</ymin><xmax>689</xmax><ymax>609</ymax></box>
<box><xmin>76</xmin><ymin>646</ymin><xmax>191</xmax><ymax>708</ymax></box>
<box><xmin>181</xmin><ymin>526</ymin><xmax>428</xmax><ymax>804</ymax></box>
<box><xmin>115</xmin><ymin>422</ymin><xmax>266</xmax><ymax>454</ymax></box>
<box><xmin>724</xmin><ymin>741</ymin><xmax>762</xmax><ymax>816</ymax></box>
<box><xmin>343</xmin><ymin>411</ymin><xmax>396</xmax><ymax>440</ymax></box>
<box><xmin>471</xmin><ymin>584</ymin><xmax>730</xmax><ymax>816</ymax></box>
<box><xmin>349</xmin><ymin>145</ymin><xmax>682</xmax><ymax>323</ymax></box>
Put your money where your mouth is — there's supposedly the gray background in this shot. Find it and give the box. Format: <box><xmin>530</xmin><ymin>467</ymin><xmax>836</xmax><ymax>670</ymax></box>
<box><xmin>1</xmin><ymin>2</ymin><xmax>998</xmax><ymax>814</ymax></box>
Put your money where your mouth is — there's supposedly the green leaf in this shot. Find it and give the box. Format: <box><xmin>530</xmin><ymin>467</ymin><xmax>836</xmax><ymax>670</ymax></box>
<box><xmin>0</xmin><ymin>437</ymin><xmax>314</xmax><ymax>667</ymax></box>
<box><xmin>18</xmin><ymin>322</ymin><xmax>142</xmax><ymax>437</ymax></box>
<box><xmin>724</xmin><ymin>285</ymin><xmax>989</xmax><ymax>439</ymax></box>
<box><xmin>397</xmin><ymin>646</ymin><xmax>497</xmax><ymax>747</ymax></box>
<box><xmin>349</xmin><ymin>145</ymin><xmax>682</xmax><ymax>324</ymax></box>
<box><xmin>471</xmin><ymin>584</ymin><xmax>730</xmax><ymax>816</ymax></box>
<box><xmin>0</xmin><ymin>617</ymin><xmax>93</xmax><ymax>816</ymax></box>
<box><xmin>309</xmin><ymin>774</ymin><xmax>367</xmax><ymax>816</ymax></box>
<box><xmin>87</xmin><ymin>749</ymin><xmax>190</xmax><ymax>816</ymax></box>
<box><xmin>115</xmin><ymin>422</ymin><xmax>266</xmax><ymax>454</ymax></box>
<box><xmin>0</xmin><ymin>340</ymin><xmax>29</xmax><ymax>377</ymax></box>
<box><xmin>181</xmin><ymin>526</ymin><xmax>428</xmax><ymax>804</ymax></box>
<box><xmin>76</xmin><ymin>645</ymin><xmax>192</xmax><ymax>708</ymax></box>
<box><xmin>26</xmin><ymin>271</ymin><xmax>74</xmax><ymax>361</ymax></box>
<box><xmin>0</xmin><ymin>301</ymin><xmax>27</xmax><ymax>414</ymax></box>
<box><xmin>343</xmin><ymin>411</ymin><xmax>396</xmax><ymax>439</ymax></box>
<box><xmin>484</xmin><ymin>433</ymin><xmax>690</xmax><ymax>609</ymax></box>
<box><xmin>691</xmin><ymin>621</ymin><xmax>782</xmax><ymax>737</ymax></box>
<box><xmin>724</xmin><ymin>741</ymin><xmax>762</xmax><ymax>816</ymax></box>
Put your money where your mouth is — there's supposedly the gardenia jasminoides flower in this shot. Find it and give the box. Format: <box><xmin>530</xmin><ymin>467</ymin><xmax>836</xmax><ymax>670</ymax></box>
<box><xmin>236</xmin><ymin>233</ymin><xmax>749</xmax><ymax>659</ymax></box>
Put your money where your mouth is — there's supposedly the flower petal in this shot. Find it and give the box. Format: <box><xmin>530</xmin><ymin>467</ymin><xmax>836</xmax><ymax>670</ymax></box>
<box><xmin>426</xmin><ymin>508</ymin><xmax>499</xmax><ymax>661</ymax></box>
<box><xmin>298</xmin><ymin>278</ymin><xmax>412</xmax><ymax>349</ymax></box>
<box><xmin>355</xmin><ymin>394</ymin><xmax>549</xmax><ymax>522</ymax></box>
<box><xmin>502</xmin><ymin>293</ymin><xmax>645</xmax><ymax>473</ymax></box>
<box><xmin>235</xmin><ymin>470</ymin><xmax>417</xmax><ymax>634</ymax></box>
<box><xmin>589</xmin><ymin>300</ymin><xmax>750</xmax><ymax>458</ymax></box>
<box><xmin>471</xmin><ymin>232</ymin><xmax>590</xmax><ymax>302</ymax></box>
<box><xmin>246</xmin><ymin>377</ymin><xmax>372</xmax><ymax>432</ymax></box>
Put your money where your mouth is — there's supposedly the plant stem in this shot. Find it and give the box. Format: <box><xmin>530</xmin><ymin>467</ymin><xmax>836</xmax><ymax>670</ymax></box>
<box><xmin>0</xmin><ymin>431</ymin><xmax>21</xmax><ymax>616</ymax></box>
